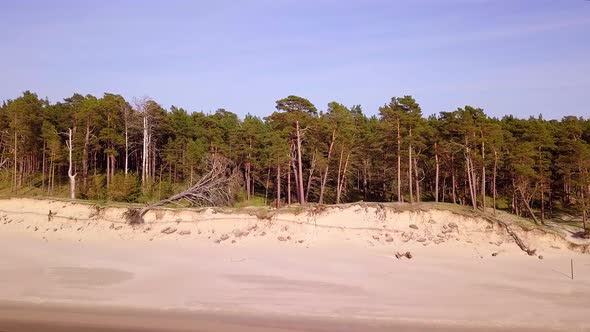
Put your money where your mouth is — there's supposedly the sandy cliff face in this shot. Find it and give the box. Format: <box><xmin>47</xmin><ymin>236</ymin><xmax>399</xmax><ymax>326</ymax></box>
<box><xmin>0</xmin><ymin>198</ymin><xmax>587</xmax><ymax>255</ymax></box>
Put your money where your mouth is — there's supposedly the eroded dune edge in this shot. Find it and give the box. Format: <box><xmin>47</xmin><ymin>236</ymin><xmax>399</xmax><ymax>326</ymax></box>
<box><xmin>0</xmin><ymin>197</ymin><xmax>587</xmax><ymax>255</ymax></box>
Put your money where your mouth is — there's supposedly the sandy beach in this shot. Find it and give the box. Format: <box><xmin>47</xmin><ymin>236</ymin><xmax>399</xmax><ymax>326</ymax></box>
<box><xmin>0</xmin><ymin>198</ymin><xmax>589</xmax><ymax>331</ymax></box>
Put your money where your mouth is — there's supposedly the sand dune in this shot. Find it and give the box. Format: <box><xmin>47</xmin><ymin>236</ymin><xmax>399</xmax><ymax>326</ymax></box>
<box><xmin>0</xmin><ymin>197</ymin><xmax>589</xmax><ymax>331</ymax></box>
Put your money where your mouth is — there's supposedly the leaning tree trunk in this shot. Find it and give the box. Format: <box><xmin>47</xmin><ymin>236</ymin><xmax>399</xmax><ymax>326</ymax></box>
<box><xmin>518</xmin><ymin>188</ymin><xmax>539</xmax><ymax>224</ymax></box>
<box><xmin>336</xmin><ymin>152</ymin><xmax>350</xmax><ymax>204</ymax></box>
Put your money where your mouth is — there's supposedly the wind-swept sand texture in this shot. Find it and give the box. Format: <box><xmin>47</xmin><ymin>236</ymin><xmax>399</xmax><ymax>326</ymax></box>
<box><xmin>0</xmin><ymin>197</ymin><xmax>589</xmax><ymax>331</ymax></box>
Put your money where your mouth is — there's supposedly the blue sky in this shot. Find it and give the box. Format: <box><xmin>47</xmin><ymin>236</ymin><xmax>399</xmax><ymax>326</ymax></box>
<box><xmin>1</xmin><ymin>0</ymin><xmax>588</xmax><ymax>119</ymax></box>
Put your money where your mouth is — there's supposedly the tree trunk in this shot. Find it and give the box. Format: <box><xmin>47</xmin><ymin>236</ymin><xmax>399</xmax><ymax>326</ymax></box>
<box><xmin>295</xmin><ymin>121</ymin><xmax>305</xmax><ymax>205</ymax></box>
<box><xmin>106</xmin><ymin>152</ymin><xmax>110</xmax><ymax>189</ymax></box>
<box><xmin>48</xmin><ymin>155</ymin><xmax>53</xmax><ymax>194</ymax></box>
<box><xmin>83</xmin><ymin>122</ymin><xmax>90</xmax><ymax>189</ymax></box>
<box><xmin>287</xmin><ymin>165</ymin><xmax>291</xmax><ymax>205</ymax></box>
<box><xmin>67</xmin><ymin>128</ymin><xmax>76</xmax><ymax>199</ymax></box>
<box><xmin>396</xmin><ymin>117</ymin><xmax>402</xmax><ymax>202</ymax></box>
<box><xmin>414</xmin><ymin>156</ymin><xmax>420</xmax><ymax>202</ymax></box>
<box><xmin>41</xmin><ymin>140</ymin><xmax>46</xmax><ymax>190</ymax></box>
<box><xmin>580</xmin><ymin>185</ymin><xmax>586</xmax><ymax>232</ymax></box>
<box><xmin>363</xmin><ymin>159</ymin><xmax>368</xmax><ymax>200</ymax></box>
<box><xmin>470</xmin><ymin>155</ymin><xmax>478</xmax><ymax>209</ymax></box>
<box><xmin>124</xmin><ymin>121</ymin><xmax>129</xmax><ymax>176</ymax></box>
<box><xmin>512</xmin><ymin>178</ymin><xmax>517</xmax><ymax>215</ymax></box>
<box><xmin>276</xmin><ymin>163</ymin><xmax>281</xmax><ymax>208</ymax></box>
<box><xmin>481</xmin><ymin>132</ymin><xmax>486</xmax><ymax>212</ymax></box>
<box><xmin>319</xmin><ymin>130</ymin><xmax>335</xmax><ymax>204</ymax></box>
<box><xmin>336</xmin><ymin>151</ymin><xmax>350</xmax><ymax>204</ymax></box>
<box><xmin>451</xmin><ymin>154</ymin><xmax>457</xmax><ymax>204</ymax></box>
<box><xmin>518</xmin><ymin>188</ymin><xmax>539</xmax><ymax>224</ymax></box>
<box><xmin>12</xmin><ymin>114</ymin><xmax>17</xmax><ymax>192</ymax></box>
<box><xmin>336</xmin><ymin>148</ymin><xmax>344</xmax><ymax>204</ymax></box>
<box><xmin>541</xmin><ymin>183</ymin><xmax>545</xmax><ymax>223</ymax></box>
<box><xmin>151</xmin><ymin>137</ymin><xmax>156</xmax><ymax>182</ymax></box>
<box><xmin>493</xmin><ymin>149</ymin><xmax>498</xmax><ymax>216</ymax></box>
<box><xmin>434</xmin><ymin>142</ymin><xmax>439</xmax><ymax>203</ymax></box>
<box><xmin>441</xmin><ymin>177</ymin><xmax>446</xmax><ymax>202</ymax></box>
<box><xmin>264</xmin><ymin>167</ymin><xmax>270</xmax><ymax>205</ymax></box>
<box><xmin>465</xmin><ymin>142</ymin><xmax>477</xmax><ymax>210</ymax></box>
<box><xmin>408</xmin><ymin>127</ymin><xmax>413</xmax><ymax>204</ymax></box>
<box><xmin>245</xmin><ymin>161</ymin><xmax>251</xmax><ymax>201</ymax></box>
<box><xmin>292</xmin><ymin>159</ymin><xmax>299</xmax><ymax>203</ymax></box>
<box><xmin>305</xmin><ymin>151</ymin><xmax>316</xmax><ymax>202</ymax></box>
<box><xmin>142</xmin><ymin>115</ymin><xmax>149</xmax><ymax>190</ymax></box>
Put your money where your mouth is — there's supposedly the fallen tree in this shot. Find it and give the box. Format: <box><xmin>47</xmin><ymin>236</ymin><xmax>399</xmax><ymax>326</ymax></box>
<box><xmin>126</xmin><ymin>156</ymin><xmax>240</xmax><ymax>224</ymax></box>
<box><xmin>481</xmin><ymin>214</ymin><xmax>537</xmax><ymax>256</ymax></box>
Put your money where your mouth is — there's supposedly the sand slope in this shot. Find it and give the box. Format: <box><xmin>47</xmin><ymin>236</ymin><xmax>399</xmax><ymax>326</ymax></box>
<box><xmin>0</xmin><ymin>197</ymin><xmax>586</xmax><ymax>253</ymax></box>
<box><xmin>0</xmin><ymin>198</ymin><xmax>589</xmax><ymax>331</ymax></box>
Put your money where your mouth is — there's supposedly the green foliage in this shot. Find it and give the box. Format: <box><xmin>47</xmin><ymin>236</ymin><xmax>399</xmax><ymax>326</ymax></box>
<box><xmin>108</xmin><ymin>173</ymin><xmax>140</xmax><ymax>202</ymax></box>
<box><xmin>86</xmin><ymin>175</ymin><xmax>107</xmax><ymax>201</ymax></box>
<box><xmin>1</xmin><ymin>90</ymin><xmax>589</xmax><ymax>228</ymax></box>
<box><xmin>233</xmin><ymin>194</ymin><xmax>267</xmax><ymax>208</ymax></box>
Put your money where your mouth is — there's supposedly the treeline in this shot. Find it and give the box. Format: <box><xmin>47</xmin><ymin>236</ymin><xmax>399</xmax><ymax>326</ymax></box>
<box><xmin>1</xmin><ymin>91</ymin><xmax>589</xmax><ymax>225</ymax></box>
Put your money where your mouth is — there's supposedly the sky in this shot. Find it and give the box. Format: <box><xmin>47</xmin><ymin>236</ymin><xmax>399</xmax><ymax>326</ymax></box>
<box><xmin>0</xmin><ymin>0</ymin><xmax>589</xmax><ymax>119</ymax></box>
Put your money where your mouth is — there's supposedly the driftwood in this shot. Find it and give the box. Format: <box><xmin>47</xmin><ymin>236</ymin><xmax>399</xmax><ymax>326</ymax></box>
<box><xmin>395</xmin><ymin>251</ymin><xmax>413</xmax><ymax>259</ymax></box>
<box><xmin>126</xmin><ymin>156</ymin><xmax>240</xmax><ymax>224</ymax></box>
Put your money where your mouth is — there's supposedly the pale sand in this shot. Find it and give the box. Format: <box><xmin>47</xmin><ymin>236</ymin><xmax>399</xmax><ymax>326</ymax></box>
<box><xmin>0</xmin><ymin>198</ymin><xmax>589</xmax><ymax>331</ymax></box>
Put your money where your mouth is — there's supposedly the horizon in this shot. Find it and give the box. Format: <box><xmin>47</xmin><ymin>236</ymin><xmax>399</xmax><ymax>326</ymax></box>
<box><xmin>1</xmin><ymin>0</ymin><xmax>589</xmax><ymax>120</ymax></box>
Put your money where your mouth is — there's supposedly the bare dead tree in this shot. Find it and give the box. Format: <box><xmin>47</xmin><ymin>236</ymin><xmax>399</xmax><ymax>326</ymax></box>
<box><xmin>126</xmin><ymin>155</ymin><xmax>240</xmax><ymax>224</ymax></box>
<box><xmin>66</xmin><ymin>128</ymin><xmax>76</xmax><ymax>199</ymax></box>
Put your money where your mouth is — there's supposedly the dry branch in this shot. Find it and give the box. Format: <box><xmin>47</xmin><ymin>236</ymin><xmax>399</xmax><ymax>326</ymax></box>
<box><xmin>126</xmin><ymin>155</ymin><xmax>240</xmax><ymax>224</ymax></box>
